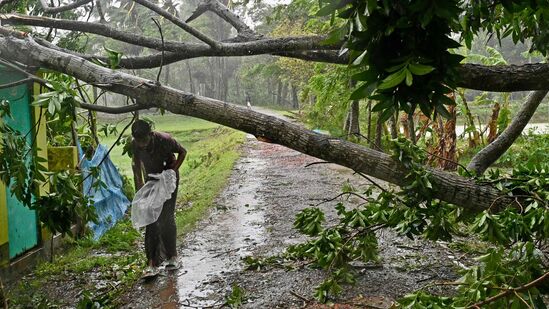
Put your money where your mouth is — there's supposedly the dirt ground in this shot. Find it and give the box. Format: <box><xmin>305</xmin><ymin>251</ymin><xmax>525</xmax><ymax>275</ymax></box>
<box><xmin>118</xmin><ymin>134</ymin><xmax>471</xmax><ymax>308</ymax></box>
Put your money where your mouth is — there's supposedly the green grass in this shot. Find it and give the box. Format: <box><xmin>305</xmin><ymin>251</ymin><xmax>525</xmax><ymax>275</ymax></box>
<box><xmin>98</xmin><ymin>113</ymin><xmax>221</xmax><ymax>176</ymax></box>
<box><xmin>98</xmin><ymin>113</ymin><xmax>219</xmax><ymax>132</ymax></box>
<box><xmin>7</xmin><ymin>114</ymin><xmax>246</xmax><ymax>307</ymax></box>
<box><xmin>458</xmin><ymin>132</ymin><xmax>549</xmax><ymax>168</ymax></box>
<box><xmin>8</xmin><ymin>220</ymin><xmax>144</xmax><ymax>307</ymax></box>
<box><xmin>174</xmin><ymin>127</ymin><xmax>245</xmax><ymax>235</ymax></box>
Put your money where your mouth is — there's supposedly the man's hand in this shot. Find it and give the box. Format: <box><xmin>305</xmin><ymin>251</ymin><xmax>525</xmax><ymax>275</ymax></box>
<box><xmin>171</xmin><ymin>149</ymin><xmax>187</xmax><ymax>171</ymax></box>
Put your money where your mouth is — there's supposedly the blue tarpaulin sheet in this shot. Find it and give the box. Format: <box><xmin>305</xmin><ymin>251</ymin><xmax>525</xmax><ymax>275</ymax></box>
<box><xmin>79</xmin><ymin>144</ymin><xmax>130</xmax><ymax>240</ymax></box>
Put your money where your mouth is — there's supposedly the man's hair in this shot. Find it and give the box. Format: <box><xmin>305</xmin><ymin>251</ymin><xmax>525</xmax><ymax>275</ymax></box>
<box><xmin>131</xmin><ymin>119</ymin><xmax>152</xmax><ymax>139</ymax></box>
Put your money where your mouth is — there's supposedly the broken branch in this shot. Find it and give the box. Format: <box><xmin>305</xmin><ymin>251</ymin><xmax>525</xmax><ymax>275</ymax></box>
<box><xmin>467</xmin><ymin>272</ymin><xmax>549</xmax><ymax>309</ymax></box>
<box><xmin>132</xmin><ymin>0</ymin><xmax>219</xmax><ymax>48</ymax></box>
<box><xmin>38</xmin><ymin>0</ymin><xmax>94</xmax><ymax>14</ymax></box>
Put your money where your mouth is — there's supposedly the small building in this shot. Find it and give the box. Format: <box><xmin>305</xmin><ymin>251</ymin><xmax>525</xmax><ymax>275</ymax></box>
<box><xmin>0</xmin><ymin>65</ymin><xmax>48</xmax><ymax>266</ymax></box>
<box><xmin>0</xmin><ymin>65</ymin><xmax>76</xmax><ymax>280</ymax></box>
<box><xmin>0</xmin><ymin>65</ymin><xmax>129</xmax><ymax>283</ymax></box>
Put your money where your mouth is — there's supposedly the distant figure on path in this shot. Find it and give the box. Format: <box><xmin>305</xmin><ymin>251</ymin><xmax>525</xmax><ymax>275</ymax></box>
<box><xmin>245</xmin><ymin>92</ymin><xmax>252</xmax><ymax>109</ymax></box>
<box><xmin>131</xmin><ymin>119</ymin><xmax>187</xmax><ymax>277</ymax></box>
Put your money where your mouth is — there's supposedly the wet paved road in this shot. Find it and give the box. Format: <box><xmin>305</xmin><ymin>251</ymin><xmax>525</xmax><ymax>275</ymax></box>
<box><xmin>121</xmin><ymin>134</ymin><xmax>295</xmax><ymax>308</ymax></box>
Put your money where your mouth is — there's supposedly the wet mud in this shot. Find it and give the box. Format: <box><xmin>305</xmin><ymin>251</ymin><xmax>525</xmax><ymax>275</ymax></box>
<box><xmin>120</xmin><ymin>134</ymin><xmax>471</xmax><ymax>308</ymax></box>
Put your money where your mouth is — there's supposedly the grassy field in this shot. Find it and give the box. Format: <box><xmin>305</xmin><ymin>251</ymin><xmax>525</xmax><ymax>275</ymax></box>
<box><xmin>7</xmin><ymin>113</ymin><xmax>246</xmax><ymax>307</ymax></box>
<box><xmin>99</xmin><ymin>113</ymin><xmax>221</xmax><ymax>176</ymax></box>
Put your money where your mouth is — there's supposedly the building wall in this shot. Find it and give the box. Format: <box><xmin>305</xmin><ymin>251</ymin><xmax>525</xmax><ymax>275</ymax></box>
<box><xmin>0</xmin><ymin>180</ymin><xmax>8</xmax><ymax>266</ymax></box>
<box><xmin>34</xmin><ymin>81</ymin><xmax>50</xmax><ymax>245</ymax></box>
<box><xmin>0</xmin><ymin>70</ymin><xmax>49</xmax><ymax>264</ymax></box>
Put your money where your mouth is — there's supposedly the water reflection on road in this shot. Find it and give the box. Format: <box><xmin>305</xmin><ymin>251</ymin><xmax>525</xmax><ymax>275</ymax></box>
<box><xmin>175</xmin><ymin>140</ymin><xmax>267</xmax><ymax>307</ymax></box>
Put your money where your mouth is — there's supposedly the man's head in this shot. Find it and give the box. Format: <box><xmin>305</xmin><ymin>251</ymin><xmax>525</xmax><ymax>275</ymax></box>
<box><xmin>132</xmin><ymin>119</ymin><xmax>152</xmax><ymax>149</ymax></box>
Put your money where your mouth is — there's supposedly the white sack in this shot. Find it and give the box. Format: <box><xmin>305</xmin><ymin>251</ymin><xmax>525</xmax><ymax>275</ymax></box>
<box><xmin>131</xmin><ymin>169</ymin><xmax>177</xmax><ymax>229</ymax></box>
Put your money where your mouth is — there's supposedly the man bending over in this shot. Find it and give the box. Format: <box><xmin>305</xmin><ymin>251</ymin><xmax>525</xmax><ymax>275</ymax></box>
<box><xmin>131</xmin><ymin>119</ymin><xmax>186</xmax><ymax>275</ymax></box>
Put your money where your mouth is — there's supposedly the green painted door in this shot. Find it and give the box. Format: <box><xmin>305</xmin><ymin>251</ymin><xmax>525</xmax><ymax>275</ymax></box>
<box><xmin>0</xmin><ymin>66</ymin><xmax>39</xmax><ymax>259</ymax></box>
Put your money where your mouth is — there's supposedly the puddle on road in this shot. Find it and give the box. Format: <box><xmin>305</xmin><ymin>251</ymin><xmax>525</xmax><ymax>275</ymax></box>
<box><xmin>175</xmin><ymin>154</ymin><xmax>267</xmax><ymax>307</ymax></box>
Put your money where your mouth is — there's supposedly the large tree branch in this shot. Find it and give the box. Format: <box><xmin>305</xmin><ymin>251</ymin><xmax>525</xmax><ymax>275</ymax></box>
<box><xmin>38</xmin><ymin>0</ymin><xmax>93</xmax><ymax>14</ymax></box>
<box><xmin>131</xmin><ymin>0</ymin><xmax>219</xmax><ymax>48</ymax></box>
<box><xmin>467</xmin><ymin>90</ymin><xmax>548</xmax><ymax>175</ymax></box>
<box><xmin>33</xmin><ymin>36</ymin><xmax>338</xmax><ymax>70</ymax></box>
<box><xmin>79</xmin><ymin>102</ymin><xmax>148</xmax><ymax>114</ymax></box>
<box><xmin>0</xmin><ymin>33</ymin><xmax>517</xmax><ymax>213</ymax></box>
<box><xmin>2</xmin><ymin>14</ymin><xmax>548</xmax><ymax>91</ymax></box>
<box><xmin>0</xmin><ymin>77</ymin><xmax>32</xmax><ymax>89</ymax></box>
<box><xmin>35</xmin><ymin>41</ymin><xmax>549</xmax><ymax>92</ymax></box>
<box><xmin>30</xmin><ymin>34</ymin><xmax>340</xmax><ymax>71</ymax></box>
<box><xmin>187</xmin><ymin>0</ymin><xmax>259</xmax><ymax>40</ymax></box>
<box><xmin>1</xmin><ymin>14</ymin><xmax>202</xmax><ymax>52</ymax></box>
<box><xmin>457</xmin><ymin>63</ymin><xmax>549</xmax><ymax>92</ymax></box>
<box><xmin>0</xmin><ymin>14</ymin><xmax>335</xmax><ymax>57</ymax></box>
<box><xmin>467</xmin><ymin>272</ymin><xmax>549</xmax><ymax>309</ymax></box>
<box><xmin>95</xmin><ymin>0</ymin><xmax>106</xmax><ymax>23</ymax></box>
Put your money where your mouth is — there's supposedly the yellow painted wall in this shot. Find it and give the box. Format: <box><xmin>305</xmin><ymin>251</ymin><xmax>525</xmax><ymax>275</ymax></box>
<box><xmin>34</xmin><ymin>81</ymin><xmax>50</xmax><ymax>242</ymax></box>
<box><xmin>0</xmin><ymin>114</ymin><xmax>7</xmax><ymax>247</ymax></box>
<box><xmin>0</xmin><ymin>178</ymin><xmax>8</xmax><ymax>247</ymax></box>
<box><xmin>33</xmin><ymin>81</ymin><xmax>49</xmax><ymax>196</ymax></box>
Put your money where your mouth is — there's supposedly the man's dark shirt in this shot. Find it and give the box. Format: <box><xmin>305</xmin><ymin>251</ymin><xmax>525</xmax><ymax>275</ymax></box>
<box><xmin>132</xmin><ymin>131</ymin><xmax>185</xmax><ymax>176</ymax></box>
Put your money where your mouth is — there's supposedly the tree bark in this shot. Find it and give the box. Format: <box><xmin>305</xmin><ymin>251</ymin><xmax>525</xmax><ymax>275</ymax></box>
<box><xmin>407</xmin><ymin>112</ymin><xmax>416</xmax><ymax>145</ymax></box>
<box><xmin>186</xmin><ymin>0</ymin><xmax>259</xmax><ymax>40</ymax></box>
<box><xmin>348</xmin><ymin>100</ymin><xmax>360</xmax><ymax>135</ymax></box>
<box><xmin>487</xmin><ymin>102</ymin><xmax>500</xmax><ymax>143</ymax></box>
<box><xmin>281</xmin><ymin>83</ymin><xmax>289</xmax><ymax>107</ymax></box>
<box><xmin>0</xmin><ymin>34</ymin><xmax>517</xmax><ymax>213</ymax></box>
<box><xmin>185</xmin><ymin>61</ymin><xmax>194</xmax><ymax>93</ymax></box>
<box><xmin>374</xmin><ymin>117</ymin><xmax>383</xmax><ymax>150</ymax></box>
<box><xmin>366</xmin><ymin>101</ymin><xmax>372</xmax><ymax>141</ymax></box>
<box><xmin>389</xmin><ymin>112</ymin><xmax>398</xmax><ymax>139</ymax></box>
<box><xmin>346</xmin><ymin>80</ymin><xmax>360</xmax><ymax>135</ymax></box>
<box><xmin>467</xmin><ymin>90</ymin><xmax>548</xmax><ymax>175</ymax></box>
<box><xmin>164</xmin><ymin>63</ymin><xmax>171</xmax><ymax>86</ymax></box>
<box><xmin>276</xmin><ymin>81</ymin><xmax>283</xmax><ymax>106</ymax></box>
<box><xmin>441</xmin><ymin>105</ymin><xmax>458</xmax><ymax>171</ymax></box>
<box><xmin>458</xmin><ymin>90</ymin><xmax>480</xmax><ymax>148</ymax></box>
<box><xmin>95</xmin><ymin>0</ymin><xmax>106</xmax><ymax>23</ymax></box>
<box><xmin>291</xmin><ymin>85</ymin><xmax>299</xmax><ymax>109</ymax></box>
<box><xmin>456</xmin><ymin>63</ymin><xmax>549</xmax><ymax>92</ymax></box>
<box><xmin>344</xmin><ymin>109</ymin><xmax>351</xmax><ymax>133</ymax></box>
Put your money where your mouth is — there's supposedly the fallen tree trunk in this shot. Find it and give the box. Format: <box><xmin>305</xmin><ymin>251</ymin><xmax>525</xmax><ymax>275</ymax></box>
<box><xmin>0</xmin><ymin>33</ymin><xmax>515</xmax><ymax>212</ymax></box>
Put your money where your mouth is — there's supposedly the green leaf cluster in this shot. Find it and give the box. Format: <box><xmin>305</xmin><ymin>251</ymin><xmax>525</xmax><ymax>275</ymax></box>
<box><xmin>271</xmin><ymin>137</ymin><xmax>548</xmax><ymax>304</ymax></box>
<box><xmin>0</xmin><ymin>115</ymin><xmax>47</xmax><ymax>207</ymax></box>
<box><xmin>241</xmin><ymin>255</ymin><xmax>288</xmax><ymax>272</ymax></box>
<box><xmin>226</xmin><ymin>284</ymin><xmax>246</xmax><ymax>309</ymax></box>
<box><xmin>31</xmin><ymin>170</ymin><xmax>98</xmax><ymax>237</ymax></box>
<box><xmin>461</xmin><ymin>0</ymin><xmax>549</xmax><ymax>55</ymax></box>
<box><xmin>293</xmin><ymin>207</ymin><xmax>325</xmax><ymax>236</ymax></box>
<box><xmin>401</xmin><ymin>242</ymin><xmax>547</xmax><ymax>308</ymax></box>
<box><xmin>317</xmin><ymin>0</ymin><xmax>549</xmax><ymax>120</ymax></box>
<box><xmin>319</xmin><ymin>0</ymin><xmax>463</xmax><ymax>120</ymax></box>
